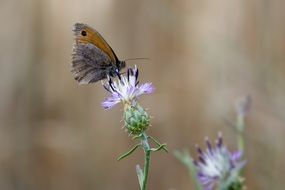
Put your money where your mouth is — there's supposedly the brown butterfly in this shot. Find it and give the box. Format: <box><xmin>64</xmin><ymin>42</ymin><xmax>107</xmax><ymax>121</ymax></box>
<box><xmin>71</xmin><ymin>23</ymin><xmax>126</xmax><ymax>84</ymax></box>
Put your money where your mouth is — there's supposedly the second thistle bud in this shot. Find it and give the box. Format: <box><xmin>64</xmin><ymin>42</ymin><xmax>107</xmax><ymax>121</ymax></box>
<box><xmin>123</xmin><ymin>103</ymin><xmax>150</xmax><ymax>135</ymax></box>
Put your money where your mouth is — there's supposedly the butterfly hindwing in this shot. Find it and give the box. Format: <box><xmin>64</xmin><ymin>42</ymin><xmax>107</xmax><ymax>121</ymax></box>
<box><xmin>72</xmin><ymin>43</ymin><xmax>114</xmax><ymax>84</ymax></box>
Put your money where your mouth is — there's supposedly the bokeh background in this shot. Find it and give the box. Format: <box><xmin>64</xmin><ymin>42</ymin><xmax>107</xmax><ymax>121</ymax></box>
<box><xmin>1</xmin><ymin>0</ymin><xmax>285</xmax><ymax>189</ymax></box>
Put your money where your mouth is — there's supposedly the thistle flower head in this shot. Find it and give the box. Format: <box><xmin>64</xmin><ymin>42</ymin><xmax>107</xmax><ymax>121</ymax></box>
<box><xmin>194</xmin><ymin>133</ymin><xmax>246</xmax><ymax>190</ymax></box>
<box><xmin>102</xmin><ymin>66</ymin><xmax>153</xmax><ymax>135</ymax></box>
<box><xmin>102</xmin><ymin>66</ymin><xmax>154</xmax><ymax>109</ymax></box>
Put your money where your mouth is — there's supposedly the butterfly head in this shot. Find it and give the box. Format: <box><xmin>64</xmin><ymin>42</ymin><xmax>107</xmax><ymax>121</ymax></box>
<box><xmin>117</xmin><ymin>60</ymin><xmax>126</xmax><ymax>70</ymax></box>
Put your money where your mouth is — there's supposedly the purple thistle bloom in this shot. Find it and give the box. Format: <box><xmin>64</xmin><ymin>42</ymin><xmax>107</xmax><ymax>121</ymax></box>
<box><xmin>194</xmin><ymin>133</ymin><xmax>246</xmax><ymax>190</ymax></box>
<box><xmin>102</xmin><ymin>66</ymin><xmax>155</xmax><ymax>109</ymax></box>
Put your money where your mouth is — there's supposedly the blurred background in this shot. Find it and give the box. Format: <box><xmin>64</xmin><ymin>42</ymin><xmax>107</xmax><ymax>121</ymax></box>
<box><xmin>0</xmin><ymin>0</ymin><xmax>285</xmax><ymax>189</ymax></box>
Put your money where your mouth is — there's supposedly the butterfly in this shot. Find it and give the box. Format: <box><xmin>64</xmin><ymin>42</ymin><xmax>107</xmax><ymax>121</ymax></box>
<box><xmin>71</xmin><ymin>23</ymin><xmax>126</xmax><ymax>84</ymax></box>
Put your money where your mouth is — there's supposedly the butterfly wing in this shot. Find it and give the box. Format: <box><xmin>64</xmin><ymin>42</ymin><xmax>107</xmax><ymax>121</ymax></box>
<box><xmin>72</xmin><ymin>43</ymin><xmax>113</xmax><ymax>84</ymax></box>
<box><xmin>71</xmin><ymin>23</ymin><xmax>118</xmax><ymax>84</ymax></box>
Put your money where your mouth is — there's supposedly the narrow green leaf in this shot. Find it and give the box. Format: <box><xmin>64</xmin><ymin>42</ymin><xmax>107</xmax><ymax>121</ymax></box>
<box><xmin>136</xmin><ymin>164</ymin><xmax>144</xmax><ymax>189</ymax></box>
<box><xmin>117</xmin><ymin>143</ymin><xmax>141</xmax><ymax>161</ymax></box>
<box><xmin>148</xmin><ymin>136</ymin><xmax>168</xmax><ymax>153</ymax></box>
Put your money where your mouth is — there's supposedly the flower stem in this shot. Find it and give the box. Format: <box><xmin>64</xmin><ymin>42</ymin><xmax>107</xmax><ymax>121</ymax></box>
<box><xmin>140</xmin><ymin>132</ymin><xmax>151</xmax><ymax>190</ymax></box>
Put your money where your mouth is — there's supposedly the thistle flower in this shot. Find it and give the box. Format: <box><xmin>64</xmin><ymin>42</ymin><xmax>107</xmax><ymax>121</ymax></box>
<box><xmin>102</xmin><ymin>66</ymin><xmax>154</xmax><ymax>110</ymax></box>
<box><xmin>102</xmin><ymin>66</ymin><xmax>154</xmax><ymax>135</ymax></box>
<box><xmin>194</xmin><ymin>133</ymin><xmax>246</xmax><ymax>190</ymax></box>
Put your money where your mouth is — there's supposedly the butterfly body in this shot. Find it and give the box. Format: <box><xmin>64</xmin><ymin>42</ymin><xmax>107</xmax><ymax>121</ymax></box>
<box><xmin>72</xmin><ymin>23</ymin><xmax>126</xmax><ymax>84</ymax></box>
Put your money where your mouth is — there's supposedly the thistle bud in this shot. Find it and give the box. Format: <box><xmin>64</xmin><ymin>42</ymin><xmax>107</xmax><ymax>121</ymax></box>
<box><xmin>123</xmin><ymin>104</ymin><xmax>150</xmax><ymax>135</ymax></box>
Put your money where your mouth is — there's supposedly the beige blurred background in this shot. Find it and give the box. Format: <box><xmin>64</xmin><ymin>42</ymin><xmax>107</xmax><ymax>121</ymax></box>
<box><xmin>0</xmin><ymin>0</ymin><xmax>285</xmax><ymax>189</ymax></box>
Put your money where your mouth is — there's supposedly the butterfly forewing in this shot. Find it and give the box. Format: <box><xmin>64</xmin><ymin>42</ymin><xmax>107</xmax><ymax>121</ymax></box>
<box><xmin>73</xmin><ymin>23</ymin><xmax>118</xmax><ymax>62</ymax></box>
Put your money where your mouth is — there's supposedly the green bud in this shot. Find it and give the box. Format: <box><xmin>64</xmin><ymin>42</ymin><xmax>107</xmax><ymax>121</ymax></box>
<box><xmin>227</xmin><ymin>177</ymin><xmax>246</xmax><ymax>190</ymax></box>
<box><xmin>123</xmin><ymin>104</ymin><xmax>150</xmax><ymax>135</ymax></box>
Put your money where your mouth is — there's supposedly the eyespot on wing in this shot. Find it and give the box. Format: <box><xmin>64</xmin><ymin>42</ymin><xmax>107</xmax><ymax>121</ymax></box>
<box><xmin>73</xmin><ymin>23</ymin><xmax>118</xmax><ymax>63</ymax></box>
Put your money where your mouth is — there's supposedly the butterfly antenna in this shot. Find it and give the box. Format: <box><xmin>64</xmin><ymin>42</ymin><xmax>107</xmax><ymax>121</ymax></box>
<box><xmin>124</xmin><ymin>58</ymin><xmax>150</xmax><ymax>62</ymax></box>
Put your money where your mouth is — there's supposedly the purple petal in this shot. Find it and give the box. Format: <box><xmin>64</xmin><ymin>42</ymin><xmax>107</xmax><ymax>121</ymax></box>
<box><xmin>138</xmin><ymin>83</ymin><xmax>155</xmax><ymax>95</ymax></box>
<box><xmin>216</xmin><ymin>134</ymin><xmax>223</xmax><ymax>148</ymax></box>
<box><xmin>195</xmin><ymin>144</ymin><xmax>204</xmax><ymax>156</ymax></box>
<box><xmin>198</xmin><ymin>155</ymin><xmax>206</xmax><ymax>165</ymax></box>
<box><xmin>101</xmin><ymin>95</ymin><xmax>121</xmax><ymax>109</ymax></box>
<box><xmin>231</xmin><ymin>151</ymin><xmax>243</xmax><ymax>161</ymax></box>
<box><xmin>198</xmin><ymin>175</ymin><xmax>217</xmax><ymax>186</ymax></box>
<box><xmin>127</xmin><ymin>68</ymin><xmax>130</xmax><ymax>81</ymax></box>
<box><xmin>127</xmin><ymin>86</ymin><xmax>137</xmax><ymax>96</ymax></box>
<box><xmin>134</xmin><ymin>66</ymin><xmax>139</xmax><ymax>80</ymax></box>
<box><xmin>205</xmin><ymin>138</ymin><xmax>213</xmax><ymax>155</ymax></box>
<box><xmin>204</xmin><ymin>183</ymin><xmax>215</xmax><ymax>190</ymax></box>
<box><xmin>103</xmin><ymin>84</ymin><xmax>112</xmax><ymax>93</ymax></box>
<box><xmin>235</xmin><ymin>160</ymin><xmax>247</xmax><ymax>171</ymax></box>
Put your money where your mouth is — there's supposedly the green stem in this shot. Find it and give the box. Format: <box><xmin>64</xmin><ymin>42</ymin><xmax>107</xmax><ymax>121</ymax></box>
<box><xmin>141</xmin><ymin>132</ymin><xmax>151</xmax><ymax>190</ymax></box>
